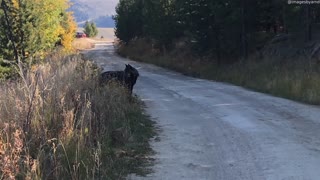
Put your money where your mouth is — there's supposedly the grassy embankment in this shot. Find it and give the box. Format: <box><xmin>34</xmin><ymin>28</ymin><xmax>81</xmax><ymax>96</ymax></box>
<box><xmin>0</xmin><ymin>52</ymin><xmax>155</xmax><ymax>179</ymax></box>
<box><xmin>118</xmin><ymin>39</ymin><xmax>320</xmax><ymax>105</ymax></box>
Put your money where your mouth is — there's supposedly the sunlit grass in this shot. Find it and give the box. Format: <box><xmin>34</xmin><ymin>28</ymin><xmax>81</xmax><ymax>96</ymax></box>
<box><xmin>0</xmin><ymin>53</ymin><xmax>154</xmax><ymax>179</ymax></box>
<box><xmin>72</xmin><ymin>38</ymin><xmax>95</xmax><ymax>50</ymax></box>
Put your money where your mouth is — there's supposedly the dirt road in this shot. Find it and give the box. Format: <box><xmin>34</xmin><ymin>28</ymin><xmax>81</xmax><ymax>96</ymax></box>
<box><xmin>85</xmin><ymin>44</ymin><xmax>320</xmax><ymax>180</ymax></box>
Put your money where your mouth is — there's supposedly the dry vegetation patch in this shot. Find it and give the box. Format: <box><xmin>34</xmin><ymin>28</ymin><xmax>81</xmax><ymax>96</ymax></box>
<box><xmin>0</xmin><ymin>53</ymin><xmax>154</xmax><ymax>179</ymax></box>
<box><xmin>72</xmin><ymin>38</ymin><xmax>95</xmax><ymax>50</ymax></box>
<box><xmin>118</xmin><ymin>39</ymin><xmax>320</xmax><ymax>105</ymax></box>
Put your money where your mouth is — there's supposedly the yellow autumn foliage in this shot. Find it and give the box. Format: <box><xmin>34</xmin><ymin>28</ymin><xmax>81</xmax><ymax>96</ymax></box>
<box><xmin>61</xmin><ymin>12</ymin><xmax>77</xmax><ymax>52</ymax></box>
<box><xmin>0</xmin><ymin>0</ymin><xmax>77</xmax><ymax>60</ymax></box>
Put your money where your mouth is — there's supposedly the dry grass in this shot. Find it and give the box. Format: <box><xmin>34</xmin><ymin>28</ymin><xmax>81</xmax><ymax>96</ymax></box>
<box><xmin>72</xmin><ymin>28</ymin><xmax>115</xmax><ymax>51</ymax></box>
<box><xmin>118</xmin><ymin>39</ymin><xmax>320</xmax><ymax>105</ymax></box>
<box><xmin>0</xmin><ymin>53</ymin><xmax>154</xmax><ymax>179</ymax></box>
<box><xmin>77</xmin><ymin>28</ymin><xmax>115</xmax><ymax>42</ymax></box>
<box><xmin>72</xmin><ymin>38</ymin><xmax>95</xmax><ymax>50</ymax></box>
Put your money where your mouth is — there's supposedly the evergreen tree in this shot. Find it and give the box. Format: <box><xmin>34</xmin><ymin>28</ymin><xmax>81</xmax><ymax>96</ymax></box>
<box><xmin>83</xmin><ymin>21</ymin><xmax>93</xmax><ymax>37</ymax></box>
<box><xmin>91</xmin><ymin>22</ymin><xmax>98</xmax><ymax>37</ymax></box>
<box><xmin>113</xmin><ymin>0</ymin><xmax>144</xmax><ymax>43</ymax></box>
<box><xmin>83</xmin><ymin>21</ymin><xmax>98</xmax><ymax>37</ymax></box>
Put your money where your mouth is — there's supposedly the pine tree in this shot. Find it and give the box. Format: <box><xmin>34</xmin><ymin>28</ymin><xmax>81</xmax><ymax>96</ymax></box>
<box><xmin>83</xmin><ymin>21</ymin><xmax>98</xmax><ymax>37</ymax></box>
<box><xmin>90</xmin><ymin>22</ymin><xmax>98</xmax><ymax>37</ymax></box>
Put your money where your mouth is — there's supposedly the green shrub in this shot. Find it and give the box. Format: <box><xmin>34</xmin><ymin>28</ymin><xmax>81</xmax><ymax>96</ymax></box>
<box><xmin>0</xmin><ymin>65</ymin><xmax>13</xmax><ymax>79</ymax></box>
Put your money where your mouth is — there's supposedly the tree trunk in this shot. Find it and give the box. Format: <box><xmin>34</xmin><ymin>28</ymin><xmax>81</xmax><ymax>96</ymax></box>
<box><xmin>241</xmin><ymin>0</ymin><xmax>248</xmax><ymax>59</ymax></box>
<box><xmin>282</xmin><ymin>2</ymin><xmax>288</xmax><ymax>34</ymax></box>
<box><xmin>305</xmin><ymin>3</ymin><xmax>312</xmax><ymax>42</ymax></box>
<box><xmin>215</xmin><ymin>28</ymin><xmax>221</xmax><ymax>65</ymax></box>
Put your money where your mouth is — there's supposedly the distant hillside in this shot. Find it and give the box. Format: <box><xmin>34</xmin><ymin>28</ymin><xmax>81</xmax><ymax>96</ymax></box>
<box><xmin>77</xmin><ymin>16</ymin><xmax>115</xmax><ymax>28</ymax></box>
<box><xmin>69</xmin><ymin>1</ymin><xmax>91</xmax><ymax>22</ymax></box>
<box><xmin>69</xmin><ymin>0</ymin><xmax>117</xmax><ymax>27</ymax></box>
<box><xmin>95</xmin><ymin>16</ymin><xmax>115</xmax><ymax>28</ymax></box>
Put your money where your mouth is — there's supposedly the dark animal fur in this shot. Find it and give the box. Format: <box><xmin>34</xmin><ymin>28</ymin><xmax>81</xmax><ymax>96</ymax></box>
<box><xmin>100</xmin><ymin>64</ymin><xmax>139</xmax><ymax>94</ymax></box>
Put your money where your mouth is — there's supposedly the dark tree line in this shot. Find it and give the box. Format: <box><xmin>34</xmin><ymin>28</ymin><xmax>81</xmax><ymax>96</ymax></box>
<box><xmin>114</xmin><ymin>0</ymin><xmax>320</xmax><ymax>62</ymax></box>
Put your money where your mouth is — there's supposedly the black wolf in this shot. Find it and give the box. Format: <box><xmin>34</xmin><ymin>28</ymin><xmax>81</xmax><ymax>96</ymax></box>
<box><xmin>100</xmin><ymin>64</ymin><xmax>139</xmax><ymax>94</ymax></box>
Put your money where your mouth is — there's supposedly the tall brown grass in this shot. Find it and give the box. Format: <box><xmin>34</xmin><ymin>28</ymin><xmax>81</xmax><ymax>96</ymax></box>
<box><xmin>72</xmin><ymin>38</ymin><xmax>95</xmax><ymax>50</ymax></box>
<box><xmin>118</xmin><ymin>39</ymin><xmax>320</xmax><ymax>105</ymax></box>
<box><xmin>0</xmin><ymin>53</ymin><xmax>154</xmax><ymax>179</ymax></box>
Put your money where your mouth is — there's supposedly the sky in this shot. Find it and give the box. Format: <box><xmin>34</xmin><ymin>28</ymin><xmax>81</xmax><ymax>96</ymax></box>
<box><xmin>99</xmin><ymin>0</ymin><xmax>119</xmax><ymax>15</ymax></box>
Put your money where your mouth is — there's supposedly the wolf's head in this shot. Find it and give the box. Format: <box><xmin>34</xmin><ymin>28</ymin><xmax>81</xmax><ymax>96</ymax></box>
<box><xmin>124</xmin><ymin>64</ymin><xmax>139</xmax><ymax>93</ymax></box>
<box><xmin>124</xmin><ymin>64</ymin><xmax>139</xmax><ymax>79</ymax></box>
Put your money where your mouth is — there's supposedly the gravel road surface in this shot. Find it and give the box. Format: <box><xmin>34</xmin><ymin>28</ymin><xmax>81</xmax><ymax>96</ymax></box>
<box><xmin>84</xmin><ymin>43</ymin><xmax>320</xmax><ymax>180</ymax></box>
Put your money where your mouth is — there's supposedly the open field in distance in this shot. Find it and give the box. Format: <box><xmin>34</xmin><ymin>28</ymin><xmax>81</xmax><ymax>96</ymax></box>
<box><xmin>77</xmin><ymin>27</ymin><xmax>115</xmax><ymax>41</ymax></box>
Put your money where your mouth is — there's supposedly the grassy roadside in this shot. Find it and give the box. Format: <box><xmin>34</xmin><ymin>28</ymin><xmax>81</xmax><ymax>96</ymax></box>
<box><xmin>72</xmin><ymin>38</ymin><xmax>95</xmax><ymax>50</ymax></box>
<box><xmin>0</xmin><ymin>52</ymin><xmax>155</xmax><ymax>179</ymax></box>
<box><xmin>117</xmin><ymin>39</ymin><xmax>320</xmax><ymax>105</ymax></box>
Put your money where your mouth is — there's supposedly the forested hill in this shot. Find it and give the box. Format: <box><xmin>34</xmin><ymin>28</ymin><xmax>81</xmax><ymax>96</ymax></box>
<box><xmin>77</xmin><ymin>16</ymin><xmax>115</xmax><ymax>28</ymax></box>
<box><xmin>69</xmin><ymin>0</ymin><xmax>116</xmax><ymax>27</ymax></box>
<box><xmin>68</xmin><ymin>0</ymin><xmax>91</xmax><ymax>22</ymax></box>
